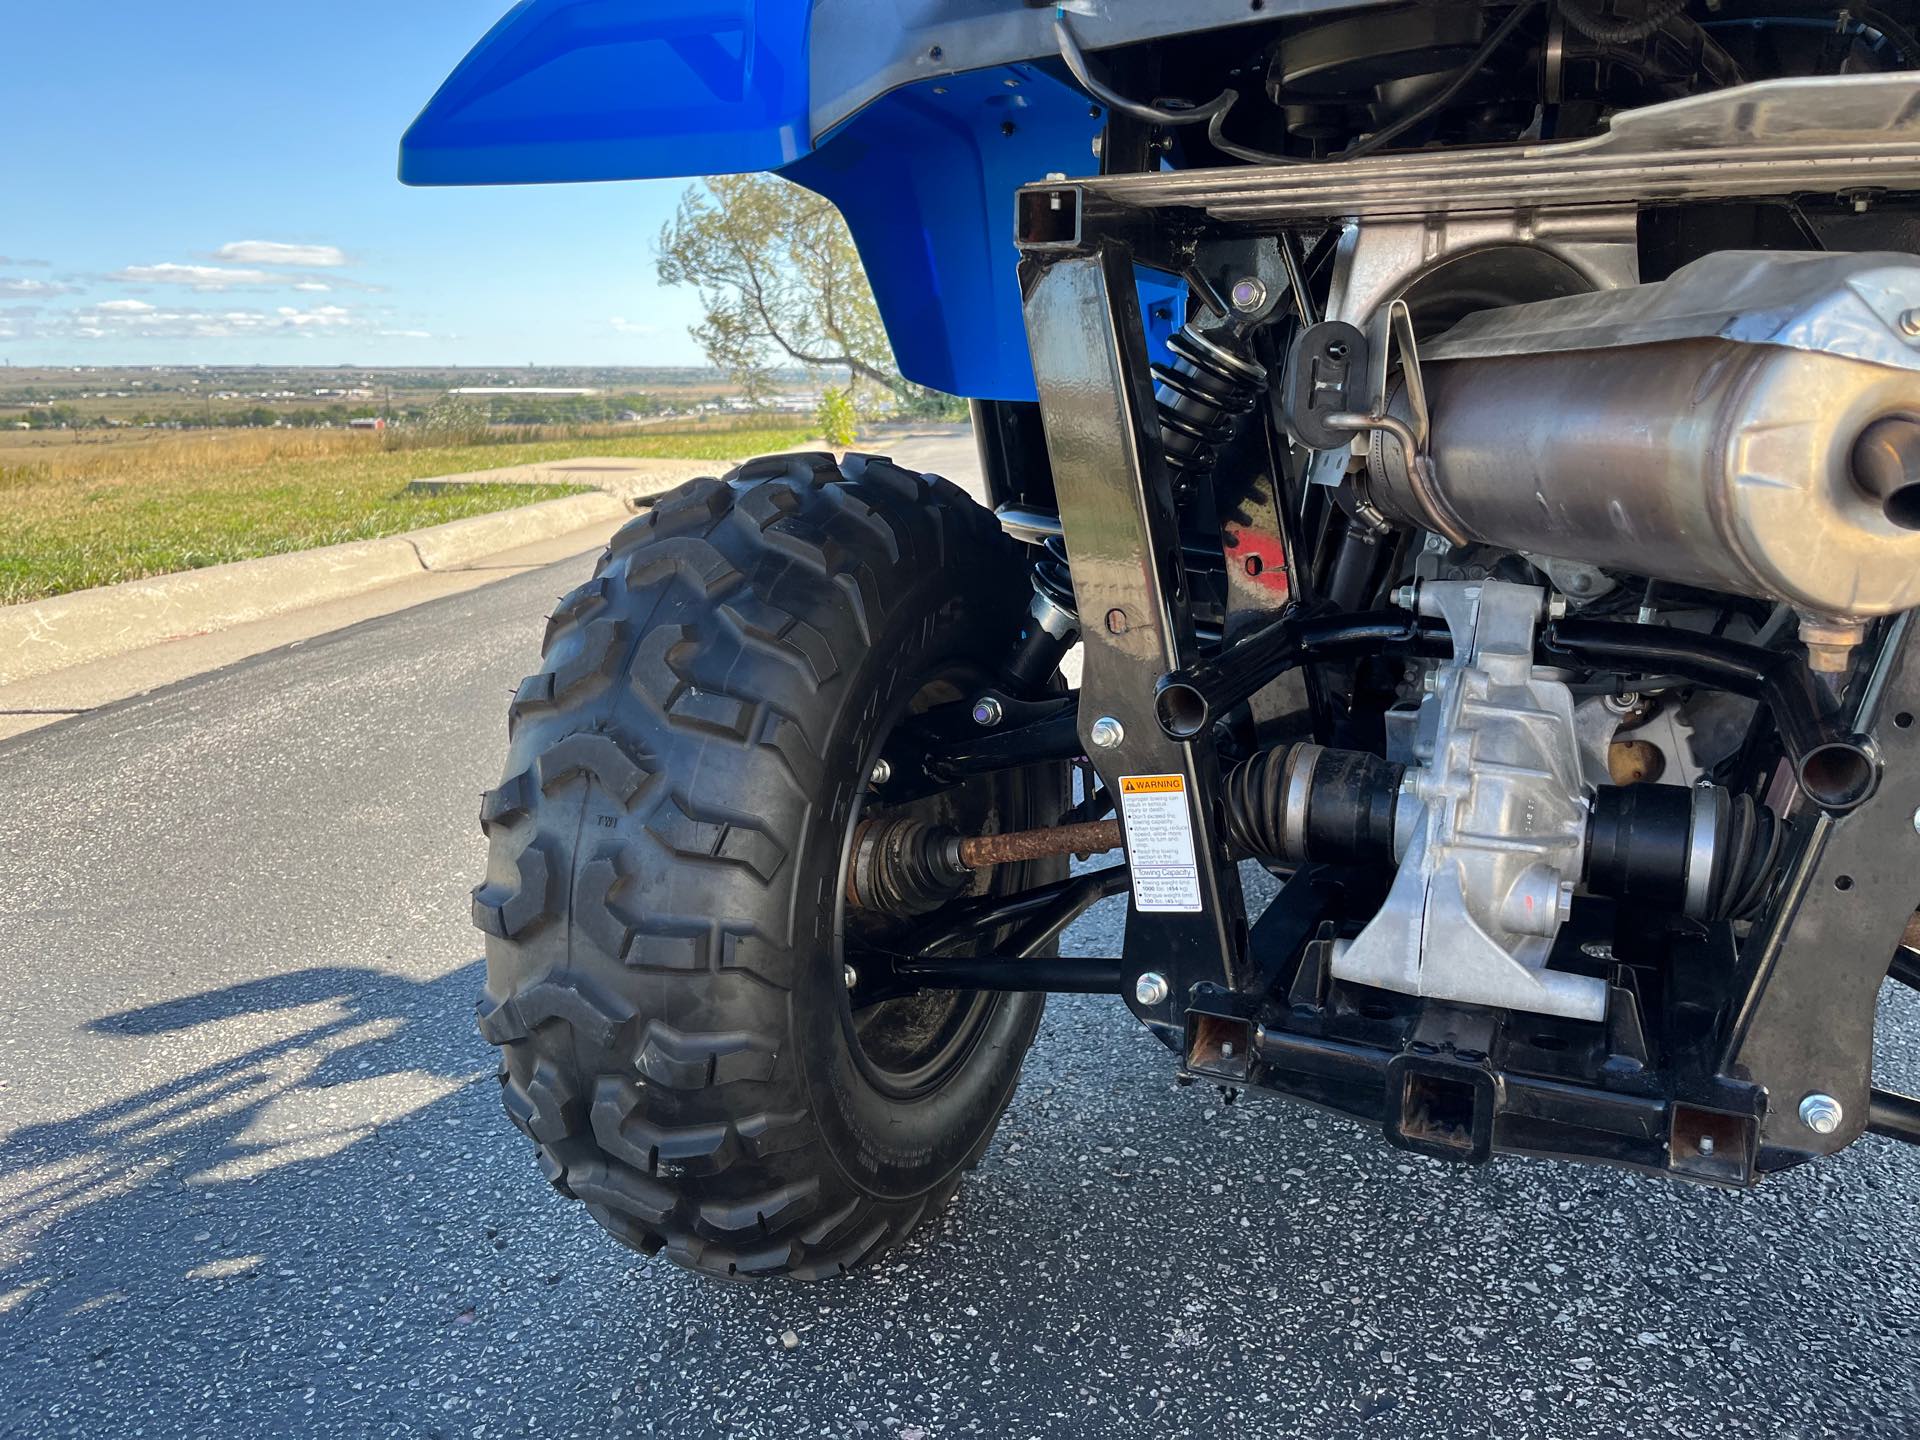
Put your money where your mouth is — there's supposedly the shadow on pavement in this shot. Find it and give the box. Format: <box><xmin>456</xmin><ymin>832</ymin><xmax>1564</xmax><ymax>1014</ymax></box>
<box><xmin>0</xmin><ymin>962</ymin><xmax>499</xmax><ymax>1426</ymax></box>
<box><xmin>4</xmin><ymin>957</ymin><xmax>1920</xmax><ymax>1437</ymax></box>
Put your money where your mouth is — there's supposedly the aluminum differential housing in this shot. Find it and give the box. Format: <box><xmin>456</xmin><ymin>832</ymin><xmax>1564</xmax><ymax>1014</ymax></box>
<box><xmin>1332</xmin><ymin>581</ymin><xmax>1605</xmax><ymax>1021</ymax></box>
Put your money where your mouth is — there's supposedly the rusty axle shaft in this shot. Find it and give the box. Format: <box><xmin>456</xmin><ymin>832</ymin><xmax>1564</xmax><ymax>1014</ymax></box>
<box><xmin>847</xmin><ymin>815</ymin><xmax>1123</xmax><ymax>913</ymax></box>
<box><xmin>955</xmin><ymin>819</ymin><xmax>1123</xmax><ymax>868</ymax></box>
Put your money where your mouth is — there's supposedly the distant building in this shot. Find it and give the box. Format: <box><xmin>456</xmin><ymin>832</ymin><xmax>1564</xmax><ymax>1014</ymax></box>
<box><xmin>348</xmin><ymin>417</ymin><xmax>386</xmax><ymax>430</ymax></box>
<box><xmin>448</xmin><ymin>387</ymin><xmax>600</xmax><ymax>397</ymax></box>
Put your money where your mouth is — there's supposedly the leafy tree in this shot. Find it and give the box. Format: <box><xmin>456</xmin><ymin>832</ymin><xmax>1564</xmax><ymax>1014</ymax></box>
<box><xmin>900</xmin><ymin>385</ymin><xmax>971</xmax><ymax>421</ymax></box>
<box><xmin>815</xmin><ymin>385</ymin><xmax>858</xmax><ymax>447</ymax></box>
<box><xmin>658</xmin><ymin>175</ymin><xmax>907</xmax><ymax>404</ymax></box>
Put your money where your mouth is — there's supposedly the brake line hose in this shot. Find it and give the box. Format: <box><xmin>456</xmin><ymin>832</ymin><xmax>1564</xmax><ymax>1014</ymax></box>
<box><xmin>1052</xmin><ymin>9</ymin><xmax>1233</xmax><ymax>126</ymax></box>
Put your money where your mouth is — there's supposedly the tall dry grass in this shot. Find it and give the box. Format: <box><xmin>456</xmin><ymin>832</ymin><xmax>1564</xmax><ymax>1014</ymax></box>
<box><xmin>0</xmin><ymin>427</ymin><xmax>383</xmax><ymax>490</ymax></box>
<box><xmin>0</xmin><ymin>421</ymin><xmax>815</xmax><ymax>604</ymax></box>
<box><xmin>0</xmin><ymin>414</ymin><xmax>809</xmax><ymax>489</ymax></box>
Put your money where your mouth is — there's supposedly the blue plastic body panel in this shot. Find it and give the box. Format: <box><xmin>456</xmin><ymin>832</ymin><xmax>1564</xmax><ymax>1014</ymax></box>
<box><xmin>400</xmin><ymin>1</ymin><xmax>1152</xmax><ymax>400</ymax></box>
<box><xmin>781</xmin><ymin>64</ymin><xmax>1101</xmax><ymax>399</ymax></box>
<box><xmin>399</xmin><ymin>0</ymin><xmax>813</xmax><ymax>185</ymax></box>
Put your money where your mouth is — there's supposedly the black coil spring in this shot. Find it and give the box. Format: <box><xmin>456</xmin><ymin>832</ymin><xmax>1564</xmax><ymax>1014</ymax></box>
<box><xmin>1024</xmin><ymin>323</ymin><xmax>1264</xmax><ymax>616</ymax></box>
<box><xmin>1152</xmin><ymin>324</ymin><xmax>1266</xmax><ymax>483</ymax></box>
<box><xmin>1033</xmin><ymin>535</ymin><xmax>1075</xmax><ymax>615</ymax></box>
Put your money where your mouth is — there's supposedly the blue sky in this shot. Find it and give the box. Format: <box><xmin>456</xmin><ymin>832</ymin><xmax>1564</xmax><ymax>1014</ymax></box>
<box><xmin>1</xmin><ymin>3</ymin><xmax>709</xmax><ymax>366</ymax></box>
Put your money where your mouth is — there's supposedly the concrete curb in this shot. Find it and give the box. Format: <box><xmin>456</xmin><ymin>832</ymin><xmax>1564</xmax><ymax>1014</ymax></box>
<box><xmin>0</xmin><ymin>491</ymin><xmax>631</xmax><ymax>688</ymax></box>
<box><xmin>406</xmin><ymin>455</ymin><xmax>731</xmax><ymax>502</ymax></box>
<box><xmin>404</xmin><ymin>491</ymin><xmax>628</xmax><ymax>570</ymax></box>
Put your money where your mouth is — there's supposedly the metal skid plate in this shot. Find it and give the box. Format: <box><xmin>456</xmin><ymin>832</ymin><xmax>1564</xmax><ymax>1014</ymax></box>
<box><xmin>1321</xmin><ymin>208</ymin><xmax>1640</xmax><ymax>330</ymax></box>
<box><xmin>1060</xmin><ymin>73</ymin><xmax>1920</xmax><ymax>221</ymax></box>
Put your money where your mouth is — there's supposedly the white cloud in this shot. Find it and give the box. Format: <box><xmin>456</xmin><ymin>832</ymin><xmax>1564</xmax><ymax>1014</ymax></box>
<box><xmin>374</xmin><ymin>329</ymin><xmax>432</xmax><ymax>339</ymax></box>
<box><xmin>112</xmin><ymin>263</ymin><xmax>276</xmax><ymax>291</ymax></box>
<box><xmin>274</xmin><ymin>304</ymin><xmax>354</xmax><ymax>329</ymax></box>
<box><xmin>609</xmin><ymin>317</ymin><xmax>658</xmax><ymax>336</ymax></box>
<box><xmin>215</xmin><ymin>240</ymin><xmax>348</xmax><ymax>268</ymax></box>
<box><xmin>37</xmin><ymin>301</ymin><xmax>372</xmax><ymax>341</ymax></box>
<box><xmin>291</xmin><ymin>280</ymin><xmax>332</xmax><ymax>293</ymax></box>
<box><xmin>0</xmin><ymin>277</ymin><xmax>77</xmax><ymax>296</ymax></box>
<box><xmin>0</xmin><ymin>256</ymin><xmax>49</xmax><ymax>267</ymax></box>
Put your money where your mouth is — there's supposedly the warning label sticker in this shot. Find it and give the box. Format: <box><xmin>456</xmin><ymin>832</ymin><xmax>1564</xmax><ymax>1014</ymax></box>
<box><xmin>1118</xmin><ymin>774</ymin><xmax>1203</xmax><ymax>913</ymax></box>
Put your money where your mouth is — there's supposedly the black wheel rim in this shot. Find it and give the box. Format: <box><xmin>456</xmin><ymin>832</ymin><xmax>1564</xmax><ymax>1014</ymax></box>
<box><xmin>836</xmin><ymin>666</ymin><xmax>1032</xmax><ymax>1100</ymax></box>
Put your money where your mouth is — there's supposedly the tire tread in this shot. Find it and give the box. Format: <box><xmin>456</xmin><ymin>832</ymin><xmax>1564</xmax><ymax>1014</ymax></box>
<box><xmin>475</xmin><ymin>453</ymin><xmax>1034</xmax><ymax>1280</ymax></box>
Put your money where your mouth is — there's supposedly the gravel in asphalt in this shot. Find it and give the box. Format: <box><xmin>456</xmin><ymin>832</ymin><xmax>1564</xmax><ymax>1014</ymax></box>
<box><xmin>2</xmin><ymin>536</ymin><xmax>1919</xmax><ymax>1438</ymax></box>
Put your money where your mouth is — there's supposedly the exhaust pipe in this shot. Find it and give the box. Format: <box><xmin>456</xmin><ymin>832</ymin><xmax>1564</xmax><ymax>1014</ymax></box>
<box><xmin>1365</xmin><ymin>251</ymin><xmax>1920</xmax><ymax>627</ymax></box>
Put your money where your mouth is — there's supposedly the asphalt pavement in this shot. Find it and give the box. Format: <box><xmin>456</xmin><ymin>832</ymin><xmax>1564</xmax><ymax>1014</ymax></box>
<box><xmin>3</xmin><ymin>434</ymin><xmax>1920</xmax><ymax>1437</ymax></box>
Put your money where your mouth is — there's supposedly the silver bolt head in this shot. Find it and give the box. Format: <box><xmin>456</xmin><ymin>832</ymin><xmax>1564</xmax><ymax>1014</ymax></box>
<box><xmin>868</xmin><ymin>758</ymin><xmax>892</xmax><ymax>785</ymax></box>
<box><xmin>1901</xmin><ymin>307</ymin><xmax>1920</xmax><ymax>338</ymax></box>
<box><xmin>1912</xmin><ymin>803</ymin><xmax>1920</xmax><ymax>838</ymax></box>
<box><xmin>1547</xmin><ymin>594</ymin><xmax>1570</xmax><ymax>620</ymax></box>
<box><xmin>1229</xmin><ymin>277</ymin><xmax>1268</xmax><ymax>313</ymax></box>
<box><xmin>1134</xmin><ymin>971</ymin><xmax>1170</xmax><ymax>1007</ymax></box>
<box><xmin>1391</xmin><ymin>582</ymin><xmax>1419</xmax><ymax>611</ymax></box>
<box><xmin>1799</xmin><ymin>1092</ymin><xmax>1844</xmax><ymax>1135</ymax></box>
<box><xmin>971</xmin><ymin>696</ymin><xmax>1004</xmax><ymax>727</ymax></box>
<box><xmin>843</xmin><ymin>964</ymin><xmax>859</xmax><ymax>989</ymax></box>
<box><xmin>1697</xmin><ymin>1135</ymin><xmax>1716</xmax><ymax>1157</ymax></box>
<box><xmin>1090</xmin><ymin>715</ymin><xmax>1126</xmax><ymax>750</ymax></box>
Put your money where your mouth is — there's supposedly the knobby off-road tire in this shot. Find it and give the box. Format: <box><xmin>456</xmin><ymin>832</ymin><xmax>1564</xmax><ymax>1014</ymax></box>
<box><xmin>473</xmin><ymin>453</ymin><xmax>1059</xmax><ymax>1280</ymax></box>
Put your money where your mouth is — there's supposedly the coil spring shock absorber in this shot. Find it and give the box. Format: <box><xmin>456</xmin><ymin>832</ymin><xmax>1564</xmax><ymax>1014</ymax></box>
<box><xmin>1153</xmin><ymin>321</ymin><xmax>1268</xmax><ymax>488</ymax></box>
<box><xmin>1003</xmin><ymin>535</ymin><xmax>1081</xmax><ymax>693</ymax></box>
<box><xmin>1004</xmin><ymin>319</ymin><xmax>1268</xmax><ymax>690</ymax></box>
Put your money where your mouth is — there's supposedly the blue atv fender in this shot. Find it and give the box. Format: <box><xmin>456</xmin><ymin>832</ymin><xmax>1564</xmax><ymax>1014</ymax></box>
<box><xmin>399</xmin><ymin>0</ymin><xmax>1184</xmax><ymax>399</ymax></box>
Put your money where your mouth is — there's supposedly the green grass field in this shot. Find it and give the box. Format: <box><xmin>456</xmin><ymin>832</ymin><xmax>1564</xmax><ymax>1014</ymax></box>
<box><xmin>0</xmin><ymin>426</ymin><xmax>813</xmax><ymax>605</ymax></box>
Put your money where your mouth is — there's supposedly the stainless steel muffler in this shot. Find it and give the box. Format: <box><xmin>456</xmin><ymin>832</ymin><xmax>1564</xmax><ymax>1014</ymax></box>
<box><xmin>1365</xmin><ymin>251</ymin><xmax>1920</xmax><ymax>634</ymax></box>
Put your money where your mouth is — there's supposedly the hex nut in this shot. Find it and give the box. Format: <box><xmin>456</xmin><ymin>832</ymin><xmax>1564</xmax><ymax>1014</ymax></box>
<box><xmin>1799</xmin><ymin>1092</ymin><xmax>1843</xmax><ymax>1135</ymax></box>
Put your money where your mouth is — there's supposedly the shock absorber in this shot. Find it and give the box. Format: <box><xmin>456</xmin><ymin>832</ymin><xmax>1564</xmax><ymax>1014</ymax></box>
<box><xmin>1003</xmin><ymin>535</ymin><xmax>1080</xmax><ymax>693</ymax></box>
<box><xmin>1153</xmin><ymin>320</ymin><xmax>1268</xmax><ymax>487</ymax></box>
<box><xmin>1003</xmin><ymin>316</ymin><xmax>1267</xmax><ymax>691</ymax></box>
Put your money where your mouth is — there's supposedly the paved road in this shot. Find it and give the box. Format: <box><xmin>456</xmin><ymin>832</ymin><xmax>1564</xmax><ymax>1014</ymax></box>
<box><xmin>4</xmin><ymin>448</ymin><xmax>1920</xmax><ymax>1435</ymax></box>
